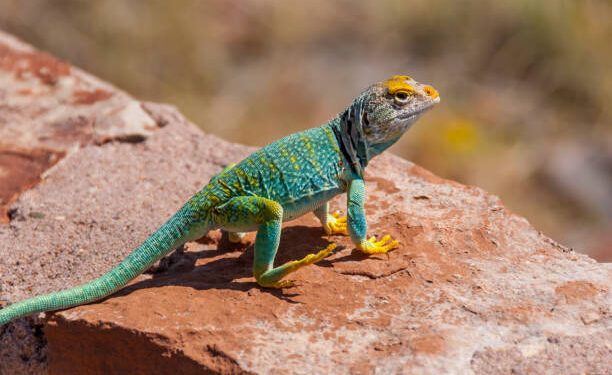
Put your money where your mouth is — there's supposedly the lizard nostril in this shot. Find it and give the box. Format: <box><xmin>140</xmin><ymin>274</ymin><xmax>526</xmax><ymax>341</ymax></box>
<box><xmin>423</xmin><ymin>86</ymin><xmax>439</xmax><ymax>99</ymax></box>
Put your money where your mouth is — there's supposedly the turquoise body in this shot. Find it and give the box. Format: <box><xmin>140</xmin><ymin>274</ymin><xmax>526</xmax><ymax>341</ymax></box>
<box><xmin>198</xmin><ymin>123</ymin><xmax>348</xmax><ymax>228</ymax></box>
<box><xmin>0</xmin><ymin>74</ymin><xmax>438</xmax><ymax>325</ymax></box>
<box><xmin>0</xmin><ymin>119</ymin><xmax>358</xmax><ymax>325</ymax></box>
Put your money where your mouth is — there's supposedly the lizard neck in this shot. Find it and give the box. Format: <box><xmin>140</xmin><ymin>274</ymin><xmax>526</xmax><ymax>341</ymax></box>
<box><xmin>330</xmin><ymin>105</ymin><xmax>371</xmax><ymax>177</ymax></box>
<box><xmin>330</xmin><ymin>102</ymin><xmax>416</xmax><ymax>176</ymax></box>
<box><xmin>366</xmin><ymin>134</ymin><xmax>402</xmax><ymax>158</ymax></box>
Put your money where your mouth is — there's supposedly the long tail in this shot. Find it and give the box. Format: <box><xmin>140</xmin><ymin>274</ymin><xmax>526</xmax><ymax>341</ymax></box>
<box><xmin>0</xmin><ymin>206</ymin><xmax>205</xmax><ymax>326</ymax></box>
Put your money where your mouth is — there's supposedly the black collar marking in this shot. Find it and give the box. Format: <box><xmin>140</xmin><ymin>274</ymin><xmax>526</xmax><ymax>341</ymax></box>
<box><xmin>332</xmin><ymin>105</ymin><xmax>369</xmax><ymax>177</ymax></box>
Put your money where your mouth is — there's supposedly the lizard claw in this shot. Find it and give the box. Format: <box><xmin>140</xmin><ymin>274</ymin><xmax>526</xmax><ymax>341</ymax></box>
<box><xmin>258</xmin><ymin>244</ymin><xmax>336</xmax><ymax>289</ymax></box>
<box><xmin>358</xmin><ymin>235</ymin><xmax>399</xmax><ymax>254</ymax></box>
<box><xmin>288</xmin><ymin>243</ymin><xmax>337</xmax><ymax>271</ymax></box>
<box><xmin>269</xmin><ymin>280</ymin><xmax>296</xmax><ymax>289</ymax></box>
<box><xmin>323</xmin><ymin>211</ymin><xmax>348</xmax><ymax>235</ymax></box>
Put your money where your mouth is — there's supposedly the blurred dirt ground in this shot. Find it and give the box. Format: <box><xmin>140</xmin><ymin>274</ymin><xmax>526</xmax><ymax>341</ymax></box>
<box><xmin>0</xmin><ymin>0</ymin><xmax>610</xmax><ymax>261</ymax></box>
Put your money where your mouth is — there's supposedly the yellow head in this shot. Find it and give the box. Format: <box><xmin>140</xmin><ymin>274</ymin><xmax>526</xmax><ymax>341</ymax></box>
<box><xmin>336</xmin><ymin>74</ymin><xmax>440</xmax><ymax>171</ymax></box>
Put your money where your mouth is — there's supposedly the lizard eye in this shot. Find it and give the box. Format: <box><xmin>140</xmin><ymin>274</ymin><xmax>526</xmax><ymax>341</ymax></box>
<box><xmin>393</xmin><ymin>91</ymin><xmax>410</xmax><ymax>104</ymax></box>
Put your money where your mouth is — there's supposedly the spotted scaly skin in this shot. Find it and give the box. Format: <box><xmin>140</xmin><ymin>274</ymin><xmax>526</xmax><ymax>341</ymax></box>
<box><xmin>0</xmin><ymin>75</ymin><xmax>439</xmax><ymax>325</ymax></box>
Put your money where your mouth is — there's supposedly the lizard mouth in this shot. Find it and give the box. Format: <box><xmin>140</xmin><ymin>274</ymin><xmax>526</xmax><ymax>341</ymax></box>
<box><xmin>395</xmin><ymin>99</ymin><xmax>438</xmax><ymax>122</ymax></box>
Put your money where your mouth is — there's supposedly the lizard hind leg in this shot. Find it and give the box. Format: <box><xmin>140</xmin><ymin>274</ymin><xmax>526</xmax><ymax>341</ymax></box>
<box><xmin>314</xmin><ymin>202</ymin><xmax>348</xmax><ymax>235</ymax></box>
<box><xmin>215</xmin><ymin>196</ymin><xmax>336</xmax><ymax>288</ymax></box>
<box><xmin>227</xmin><ymin>231</ymin><xmax>246</xmax><ymax>243</ymax></box>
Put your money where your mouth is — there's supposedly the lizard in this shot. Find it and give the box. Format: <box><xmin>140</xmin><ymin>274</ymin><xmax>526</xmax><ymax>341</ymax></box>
<box><xmin>0</xmin><ymin>75</ymin><xmax>439</xmax><ymax>325</ymax></box>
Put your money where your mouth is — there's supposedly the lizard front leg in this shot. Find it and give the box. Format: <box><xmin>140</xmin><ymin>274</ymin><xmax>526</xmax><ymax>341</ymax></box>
<box><xmin>347</xmin><ymin>178</ymin><xmax>399</xmax><ymax>254</ymax></box>
<box><xmin>314</xmin><ymin>202</ymin><xmax>348</xmax><ymax>235</ymax></box>
<box><xmin>215</xmin><ymin>196</ymin><xmax>335</xmax><ymax>288</ymax></box>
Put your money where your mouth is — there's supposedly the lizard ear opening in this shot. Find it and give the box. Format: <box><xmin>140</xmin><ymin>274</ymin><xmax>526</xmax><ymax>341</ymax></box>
<box><xmin>362</xmin><ymin>111</ymin><xmax>372</xmax><ymax>135</ymax></box>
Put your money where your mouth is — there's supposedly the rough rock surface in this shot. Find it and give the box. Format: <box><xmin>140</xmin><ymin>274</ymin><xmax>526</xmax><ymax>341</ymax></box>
<box><xmin>1</xmin><ymin>31</ymin><xmax>611</xmax><ymax>375</ymax></box>
<box><xmin>0</xmin><ymin>31</ymin><xmax>158</xmax><ymax>225</ymax></box>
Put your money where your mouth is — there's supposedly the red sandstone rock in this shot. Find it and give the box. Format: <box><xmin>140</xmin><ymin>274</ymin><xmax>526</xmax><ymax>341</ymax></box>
<box><xmin>42</xmin><ymin>146</ymin><xmax>611</xmax><ymax>374</ymax></box>
<box><xmin>1</xmin><ymin>31</ymin><xmax>610</xmax><ymax>375</ymax></box>
<box><xmin>0</xmin><ymin>31</ymin><xmax>159</xmax><ymax>225</ymax></box>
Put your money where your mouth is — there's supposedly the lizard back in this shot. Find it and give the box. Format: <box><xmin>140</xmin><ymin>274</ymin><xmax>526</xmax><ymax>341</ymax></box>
<box><xmin>202</xmin><ymin>124</ymin><xmax>347</xmax><ymax>221</ymax></box>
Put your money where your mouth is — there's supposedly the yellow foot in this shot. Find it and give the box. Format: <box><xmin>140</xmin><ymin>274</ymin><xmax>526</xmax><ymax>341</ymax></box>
<box><xmin>228</xmin><ymin>231</ymin><xmax>246</xmax><ymax>243</ymax></box>
<box><xmin>268</xmin><ymin>280</ymin><xmax>295</xmax><ymax>289</ymax></box>
<box><xmin>259</xmin><ymin>244</ymin><xmax>337</xmax><ymax>289</ymax></box>
<box><xmin>288</xmin><ymin>243</ymin><xmax>337</xmax><ymax>272</ymax></box>
<box><xmin>357</xmin><ymin>235</ymin><xmax>399</xmax><ymax>254</ymax></box>
<box><xmin>323</xmin><ymin>211</ymin><xmax>348</xmax><ymax>235</ymax></box>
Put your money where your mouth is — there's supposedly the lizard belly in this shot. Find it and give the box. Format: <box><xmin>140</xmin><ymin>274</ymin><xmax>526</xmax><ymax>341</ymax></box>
<box><xmin>281</xmin><ymin>187</ymin><xmax>343</xmax><ymax>222</ymax></box>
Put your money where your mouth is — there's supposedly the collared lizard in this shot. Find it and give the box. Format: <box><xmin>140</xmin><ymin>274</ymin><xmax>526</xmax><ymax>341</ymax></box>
<box><xmin>0</xmin><ymin>75</ymin><xmax>439</xmax><ymax>325</ymax></box>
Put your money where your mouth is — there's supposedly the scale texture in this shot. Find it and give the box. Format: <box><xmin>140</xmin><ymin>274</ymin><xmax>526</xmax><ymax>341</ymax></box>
<box><xmin>0</xmin><ymin>74</ymin><xmax>440</xmax><ymax>324</ymax></box>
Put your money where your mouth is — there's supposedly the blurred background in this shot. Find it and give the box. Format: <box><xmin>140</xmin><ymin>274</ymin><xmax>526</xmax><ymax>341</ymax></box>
<box><xmin>1</xmin><ymin>0</ymin><xmax>610</xmax><ymax>261</ymax></box>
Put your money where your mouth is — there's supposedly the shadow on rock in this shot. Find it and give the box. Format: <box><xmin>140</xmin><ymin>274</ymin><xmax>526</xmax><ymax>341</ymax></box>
<box><xmin>108</xmin><ymin>225</ymin><xmax>337</xmax><ymax>303</ymax></box>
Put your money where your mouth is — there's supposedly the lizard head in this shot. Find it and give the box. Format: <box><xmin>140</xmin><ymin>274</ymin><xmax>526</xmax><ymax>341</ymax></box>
<box><xmin>363</xmin><ymin>75</ymin><xmax>439</xmax><ymax>148</ymax></box>
<box><xmin>335</xmin><ymin>75</ymin><xmax>439</xmax><ymax>173</ymax></box>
